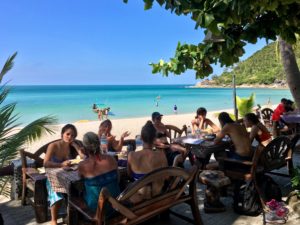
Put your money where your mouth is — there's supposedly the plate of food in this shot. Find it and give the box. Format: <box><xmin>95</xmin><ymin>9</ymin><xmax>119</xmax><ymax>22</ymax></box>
<box><xmin>70</xmin><ymin>158</ymin><xmax>83</xmax><ymax>165</ymax></box>
<box><xmin>203</xmin><ymin>134</ymin><xmax>216</xmax><ymax>141</ymax></box>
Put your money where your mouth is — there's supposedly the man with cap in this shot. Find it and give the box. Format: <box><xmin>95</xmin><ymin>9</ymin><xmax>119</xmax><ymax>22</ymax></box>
<box><xmin>151</xmin><ymin>112</ymin><xmax>187</xmax><ymax>166</ymax></box>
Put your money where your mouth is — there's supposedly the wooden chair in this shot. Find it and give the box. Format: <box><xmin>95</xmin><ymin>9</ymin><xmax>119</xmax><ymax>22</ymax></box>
<box><xmin>19</xmin><ymin>140</ymin><xmax>57</xmax><ymax>223</ymax></box>
<box><xmin>122</xmin><ymin>139</ymin><xmax>136</xmax><ymax>152</ymax></box>
<box><xmin>165</xmin><ymin>124</ymin><xmax>187</xmax><ymax>144</ymax></box>
<box><xmin>261</xmin><ymin>108</ymin><xmax>273</xmax><ymax>125</ymax></box>
<box><xmin>68</xmin><ymin>166</ymin><xmax>203</xmax><ymax>225</ymax></box>
<box><xmin>261</xmin><ymin>136</ymin><xmax>293</xmax><ymax>177</ymax></box>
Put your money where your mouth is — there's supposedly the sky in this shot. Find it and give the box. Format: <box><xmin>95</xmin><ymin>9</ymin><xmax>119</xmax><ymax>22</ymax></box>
<box><xmin>0</xmin><ymin>0</ymin><xmax>267</xmax><ymax>85</ymax></box>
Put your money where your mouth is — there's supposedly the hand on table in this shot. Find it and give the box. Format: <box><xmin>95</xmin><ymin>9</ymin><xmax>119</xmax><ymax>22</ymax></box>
<box><xmin>61</xmin><ymin>160</ymin><xmax>72</xmax><ymax>168</ymax></box>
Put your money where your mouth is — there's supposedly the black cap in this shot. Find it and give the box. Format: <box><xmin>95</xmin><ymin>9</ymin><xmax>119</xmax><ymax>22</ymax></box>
<box><xmin>152</xmin><ymin>112</ymin><xmax>163</xmax><ymax>120</ymax></box>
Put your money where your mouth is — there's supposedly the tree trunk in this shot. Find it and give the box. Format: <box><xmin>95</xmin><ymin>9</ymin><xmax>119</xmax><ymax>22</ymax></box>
<box><xmin>279</xmin><ymin>37</ymin><xmax>300</xmax><ymax>107</ymax></box>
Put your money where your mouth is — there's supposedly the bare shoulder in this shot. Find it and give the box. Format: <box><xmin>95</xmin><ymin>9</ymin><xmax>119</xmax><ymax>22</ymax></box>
<box><xmin>78</xmin><ymin>160</ymin><xmax>88</xmax><ymax>175</ymax></box>
<box><xmin>106</xmin><ymin>154</ymin><xmax>118</xmax><ymax>167</ymax></box>
<box><xmin>47</xmin><ymin>141</ymin><xmax>59</xmax><ymax>153</ymax></box>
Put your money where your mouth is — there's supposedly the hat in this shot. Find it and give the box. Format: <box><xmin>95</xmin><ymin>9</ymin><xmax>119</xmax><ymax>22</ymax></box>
<box><xmin>152</xmin><ymin>112</ymin><xmax>163</xmax><ymax>120</ymax></box>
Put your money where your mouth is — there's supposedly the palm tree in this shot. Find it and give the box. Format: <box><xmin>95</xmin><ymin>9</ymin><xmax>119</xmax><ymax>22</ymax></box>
<box><xmin>0</xmin><ymin>52</ymin><xmax>57</xmax><ymax>196</ymax></box>
<box><xmin>279</xmin><ymin>38</ymin><xmax>300</xmax><ymax>107</ymax></box>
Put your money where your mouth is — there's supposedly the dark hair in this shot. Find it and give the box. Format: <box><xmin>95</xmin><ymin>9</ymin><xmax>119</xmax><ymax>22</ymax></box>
<box><xmin>100</xmin><ymin>119</ymin><xmax>112</xmax><ymax>127</ymax></box>
<box><xmin>244</xmin><ymin>113</ymin><xmax>260</xmax><ymax>124</ymax></box>
<box><xmin>61</xmin><ymin>124</ymin><xmax>77</xmax><ymax>138</ymax></box>
<box><xmin>83</xmin><ymin>132</ymin><xmax>100</xmax><ymax>155</ymax></box>
<box><xmin>195</xmin><ymin>107</ymin><xmax>207</xmax><ymax>118</ymax></box>
<box><xmin>141</xmin><ymin>121</ymin><xmax>156</xmax><ymax>144</ymax></box>
<box><xmin>281</xmin><ymin>98</ymin><xmax>288</xmax><ymax>104</ymax></box>
<box><xmin>285</xmin><ymin>99</ymin><xmax>294</xmax><ymax>112</ymax></box>
<box><xmin>218</xmin><ymin>112</ymin><xmax>234</xmax><ymax>125</ymax></box>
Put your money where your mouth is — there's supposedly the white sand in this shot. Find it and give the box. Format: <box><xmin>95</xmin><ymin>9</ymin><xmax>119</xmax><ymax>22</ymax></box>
<box><xmin>24</xmin><ymin>105</ymin><xmax>275</xmax><ymax>153</ymax></box>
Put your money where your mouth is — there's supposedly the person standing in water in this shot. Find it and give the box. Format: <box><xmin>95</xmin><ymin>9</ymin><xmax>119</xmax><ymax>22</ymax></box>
<box><xmin>174</xmin><ymin>105</ymin><xmax>178</xmax><ymax>114</ymax></box>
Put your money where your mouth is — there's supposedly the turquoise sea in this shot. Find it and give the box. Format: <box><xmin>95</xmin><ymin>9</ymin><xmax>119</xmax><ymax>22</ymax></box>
<box><xmin>5</xmin><ymin>85</ymin><xmax>292</xmax><ymax>124</ymax></box>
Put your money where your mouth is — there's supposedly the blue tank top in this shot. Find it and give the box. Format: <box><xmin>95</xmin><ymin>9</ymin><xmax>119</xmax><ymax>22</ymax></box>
<box><xmin>50</xmin><ymin>156</ymin><xmax>64</xmax><ymax>163</ymax></box>
<box><xmin>83</xmin><ymin>170</ymin><xmax>120</xmax><ymax>213</ymax></box>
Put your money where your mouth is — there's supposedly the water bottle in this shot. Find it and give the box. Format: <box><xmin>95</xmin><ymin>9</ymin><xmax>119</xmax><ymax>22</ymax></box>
<box><xmin>100</xmin><ymin>134</ymin><xmax>108</xmax><ymax>154</ymax></box>
<box><xmin>195</xmin><ymin>128</ymin><xmax>201</xmax><ymax>139</ymax></box>
<box><xmin>187</xmin><ymin>126</ymin><xmax>192</xmax><ymax>137</ymax></box>
<box><xmin>135</xmin><ymin>135</ymin><xmax>143</xmax><ymax>147</ymax></box>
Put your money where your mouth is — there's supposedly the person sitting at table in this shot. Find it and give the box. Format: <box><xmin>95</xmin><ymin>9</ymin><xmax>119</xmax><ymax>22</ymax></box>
<box><xmin>214</xmin><ymin>112</ymin><xmax>252</xmax><ymax>161</ymax></box>
<box><xmin>98</xmin><ymin>119</ymin><xmax>130</xmax><ymax>152</ymax></box>
<box><xmin>78</xmin><ymin>132</ymin><xmax>120</xmax><ymax>215</ymax></box>
<box><xmin>44</xmin><ymin>124</ymin><xmax>85</xmax><ymax>225</ymax></box>
<box><xmin>127</xmin><ymin>121</ymin><xmax>167</xmax><ymax>203</ymax></box>
<box><xmin>243</xmin><ymin>113</ymin><xmax>272</xmax><ymax>146</ymax></box>
<box><xmin>152</xmin><ymin>112</ymin><xmax>187</xmax><ymax>166</ymax></box>
<box><xmin>191</xmin><ymin>107</ymin><xmax>220</xmax><ymax>134</ymax></box>
<box><xmin>272</xmin><ymin>98</ymin><xmax>289</xmax><ymax>137</ymax></box>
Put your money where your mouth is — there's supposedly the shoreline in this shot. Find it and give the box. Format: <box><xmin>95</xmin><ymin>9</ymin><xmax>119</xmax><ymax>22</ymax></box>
<box><xmin>188</xmin><ymin>85</ymin><xmax>289</xmax><ymax>89</ymax></box>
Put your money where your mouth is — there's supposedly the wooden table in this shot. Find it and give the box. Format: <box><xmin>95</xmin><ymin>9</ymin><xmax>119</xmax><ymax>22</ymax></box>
<box><xmin>46</xmin><ymin>166</ymin><xmax>127</xmax><ymax>194</ymax></box>
<box><xmin>174</xmin><ymin>135</ymin><xmax>232</xmax><ymax>169</ymax></box>
<box><xmin>46</xmin><ymin>167</ymin><xmax>80</xmax><ymax>194</ymax></box>
<box><xmin>281</xmin><ymin>113</ymin><xmax>300</xmax><ymax>134</ymax></box>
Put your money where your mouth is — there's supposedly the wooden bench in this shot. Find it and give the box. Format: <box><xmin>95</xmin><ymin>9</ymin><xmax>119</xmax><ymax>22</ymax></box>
<box><xmin>68</xmin><ymin>166</ymin><xmax>203</xmax><ymax>225</ymax></box>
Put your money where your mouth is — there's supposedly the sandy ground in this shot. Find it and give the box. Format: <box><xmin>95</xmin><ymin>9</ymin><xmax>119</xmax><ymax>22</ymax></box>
<box><xmin>23</xmin><ymin>105</ymin><xmax>275</xmax><ymax>153</ymax></box>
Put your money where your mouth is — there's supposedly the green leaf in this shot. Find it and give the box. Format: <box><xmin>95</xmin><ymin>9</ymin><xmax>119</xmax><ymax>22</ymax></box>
<box><xmin>144</xmin><ymin>0</ymin><xmax>154</xmax><ymax>10</ymax></box>
<box><xmin>204</xmin><ymin>13</ymin><xmax>215</xmax><ymax>27</ymax></box>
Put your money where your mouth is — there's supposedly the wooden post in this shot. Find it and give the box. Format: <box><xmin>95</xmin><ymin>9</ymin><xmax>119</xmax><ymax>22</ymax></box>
<box><xmin>233</xmin><ymin>72</ymin><xmax>238</xmax><ymax>121</ymax></box>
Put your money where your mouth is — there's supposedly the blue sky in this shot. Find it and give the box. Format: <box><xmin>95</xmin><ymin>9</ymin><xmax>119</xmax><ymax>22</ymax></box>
<box><xmin>0</xmin><ymin>0</ymin><xmax>267</xmax><ymax>85</ymax></box>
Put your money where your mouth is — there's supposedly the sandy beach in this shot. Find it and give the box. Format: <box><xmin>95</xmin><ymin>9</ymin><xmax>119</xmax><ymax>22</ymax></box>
<box><xmin>23</xmin><ymin>105</ymin><xmax>275</xmax><ymax>153</ymax></box>
<box><xmin>23</xmin><ymin>108</ymin><xmax>239</xmax><ymax>153</ymax></box>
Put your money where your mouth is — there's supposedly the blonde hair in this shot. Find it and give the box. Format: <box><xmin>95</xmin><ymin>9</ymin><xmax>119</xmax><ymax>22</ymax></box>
<box><xmin>83</xmin><ymin>132</ymin><xmax>100</xmax><ymax>155</ymax></box>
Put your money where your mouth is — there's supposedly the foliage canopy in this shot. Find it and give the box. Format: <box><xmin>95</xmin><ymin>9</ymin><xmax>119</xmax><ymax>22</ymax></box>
<box><xmin>124</xmin><ymin>0</ymin><xmax>300</xmax><ymax>78</ymax></box>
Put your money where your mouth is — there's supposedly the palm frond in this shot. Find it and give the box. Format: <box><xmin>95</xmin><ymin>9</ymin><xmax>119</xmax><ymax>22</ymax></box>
<box><xmin>16</xmin><ymin>116</ymin><xmax>57</xmax><ymax>143</ymax></box>
<box><xmin>0</xmin><ymin>103</ymin><xmax>20</xmax><ymax>138</ymax></box>
<box><xmin>0</xmin><ymin>87</ymin><xmax>10</xmax><ymax>105</ymax></box>
<box><xmin>0</xmin><ymin>176</ymin><xmax>12</xmax><ymax>197</ymax></box>
<box><xmin>0</xmin><ymin>52</ymin><xmax>17</xmax><ymax>83</ymax></box>
<box><xmin>0</xmin><ymin>116</ymin><xmax>57</xmax><ymax>168</ymax></box>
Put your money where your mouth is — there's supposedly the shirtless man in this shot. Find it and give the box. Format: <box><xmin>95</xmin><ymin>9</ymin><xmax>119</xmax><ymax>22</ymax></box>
<box><xmin>214</xmin><ymin>112</ymin><xmax>252</xmax><ymax>160</ymax></box>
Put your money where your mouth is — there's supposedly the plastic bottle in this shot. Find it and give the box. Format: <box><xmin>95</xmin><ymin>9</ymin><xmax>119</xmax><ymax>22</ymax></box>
<box><xmin>135</xmin><ymin>135</ymin><xmax>143</xmax><ymax>147</ymax></box>
<box><xmin>100</xmin><ymin>134</ymin><xmax>108</xmax><ymax>154</ymax></box>
<box><xmin>187</xmin><ymin>126</ymin><xmax>192</xmax><ymax>137</ymax></box>
<box><xmin>195</xmin><ymin>128</ymin><xmax>201</xmax><ymax>139</ymax></box>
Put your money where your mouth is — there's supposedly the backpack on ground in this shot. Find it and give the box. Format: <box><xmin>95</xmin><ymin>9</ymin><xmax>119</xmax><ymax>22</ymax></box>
<box><xmin>258</xmin><ymin>174</ymin><xmax>282</xmax><ymax>202</ymax></box>
<box><xmin>233</xmin><ymin>174</ymin><xmax>282</xmax><ymax>216</ymax></box>
<box><xmin>233</xmin><ymin>180</ymin><xmax>262</xmax><ymax>216</ymax></box>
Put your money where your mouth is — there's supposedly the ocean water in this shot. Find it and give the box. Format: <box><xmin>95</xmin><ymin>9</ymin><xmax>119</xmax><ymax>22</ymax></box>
<box><xmin>5</xmin><ymin>85</ymin><xmax>292</xmax><ymax>124</ymax></box>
